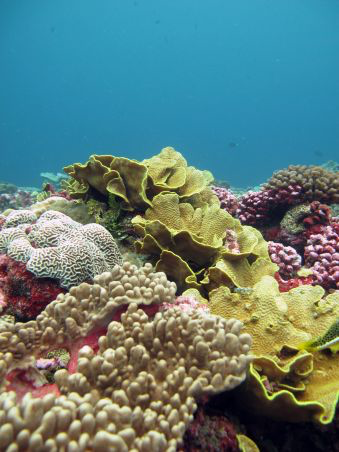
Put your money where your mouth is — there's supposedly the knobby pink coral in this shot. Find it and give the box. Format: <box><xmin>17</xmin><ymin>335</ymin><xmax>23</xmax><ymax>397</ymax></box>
<box><xmin>304</xmin><ymin>223</ymin><xmax>339</xmax><ymax>289</ymax></box>
<box><xmin>268</xmin><ymin>241</ymin><xmax>302</xmax><ymax>279</ymax></box>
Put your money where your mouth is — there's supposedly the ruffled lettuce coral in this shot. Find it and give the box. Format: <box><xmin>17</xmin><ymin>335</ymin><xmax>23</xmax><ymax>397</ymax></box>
<box><xmin>63</xmin><ymin>147</ymin><xmax>213</xmax><ymax>212</ymax></box>
<box><xmin>184</xmin><ymin>279</ymin><xmax>339</xmax><ymax>424</ymax></box>
<box><xmin>64</xmin><ymin>155</ymin><xmax>151</xmax><ymax>211</ymax></box>
<box><xmin>132</xmin><ymin>191</ymin><xmax>277</xmax><ymax>292</ymax></box>
<box><xmin>143</xmin><ymin>146</ymin><xmax>213</xmax><ymax>197</ymax></box>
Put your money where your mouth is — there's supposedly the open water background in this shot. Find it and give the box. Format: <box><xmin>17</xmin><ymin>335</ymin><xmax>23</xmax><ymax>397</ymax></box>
<box><xmin>0</xmin><ymin>0</ymin><xmax>338</xmax><ymax>188</ymax></box>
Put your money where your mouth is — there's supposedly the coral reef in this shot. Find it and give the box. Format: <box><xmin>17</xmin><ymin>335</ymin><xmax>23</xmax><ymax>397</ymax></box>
<box><xmin>182</xmin><ymin>406</ymin><xmax>239</xmax><ymax>452</ymax></box>
<box><xmin>0</xmin><ymin>189</ymin><xmax>35</xmax><ymax>213</ymax></box>
<box><xmin>0</xmin><ymin>263</ymin><xmax>252</xmax><ymax>451</ymax></box>
<box><xmin>1</xmin><ymin>150</ymin><xmax>338</xmax><ymax>450</ymax></box>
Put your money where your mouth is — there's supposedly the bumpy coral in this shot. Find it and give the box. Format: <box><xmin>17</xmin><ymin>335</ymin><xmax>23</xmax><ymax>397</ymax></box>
<box><xmin>0</xmin><ymin>210</ymin><xmax>122</xmax><ymax>288</ymax></box>
<box><xmin>304</xmin><ymin>223</ymin><xmax>339</xmax><ymax>289</ymax></box>
<box><xmin>236</xmin><ymin>185</ymin><xmax>303</xmax><ymax>226</ymax></box>
<box><xmin>211</xmin><ymin>186</ymin><xmax>239</xmax><ymax>216</ymax></box>
<box><xmin>264</xmin><ymin>165</ymin><xmax>339</xmax><ymax>204</ymax></box>
<box><xmin>0</xmin><ymin>262</ymin><xmax>177</xmax><ymax>363</ymax></box>
<box><xmin>268</xmin><ymin>241</ymin><xmax>302</xmax><ymax>278</ymax></box>
<box><xmin>0</xmin><ymin>264</ymin><xmax>252</xmax><ymax>451</ymax></box>
<box><xmin>235</xmin><ymin>165</ymin><xmax>338</xmax><ymax>228</ymax></box>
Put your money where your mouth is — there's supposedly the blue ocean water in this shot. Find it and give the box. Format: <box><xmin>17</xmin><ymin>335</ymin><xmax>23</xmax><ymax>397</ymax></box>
<box><xmin>0</xmin><ymin>0</ymin><xmax>338</xmax><ymax>189</ymax></box>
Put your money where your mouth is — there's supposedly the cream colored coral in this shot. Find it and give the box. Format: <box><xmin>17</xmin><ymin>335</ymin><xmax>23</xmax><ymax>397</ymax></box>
<box><xmin>0</xmin><ymin>262</ymin><xmax>177</xmax><ymax>365</ymax></box>
<box><xmin>0</xmin><ymin>303</ymin><xmax>252</xmax><ymax>451</ymax></box>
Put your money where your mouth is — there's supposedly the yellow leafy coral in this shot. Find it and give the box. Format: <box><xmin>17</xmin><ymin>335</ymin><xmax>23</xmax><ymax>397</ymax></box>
<box><xmin>132</xmin><ymin>192</ymin><xmax>276</xmax><ymax>292</ymax></box>
<box><xmin>143</xmin><ymin>146</ymin><xmax>213</xmax><ymax>198</ymax></box>
<box><xmin>187</xmin><ymin>278</ymin><xmax>339</xmax><ymax>424</ymax></box>
<box><xmin>64</xmin><ymin>154</ymin><xmax>151</xmax><ymax>211</ymax></box>
<box><xmin>63</xmin><ymin>147</ymin><xmax>213</xmax><ymax>212</ymax></box>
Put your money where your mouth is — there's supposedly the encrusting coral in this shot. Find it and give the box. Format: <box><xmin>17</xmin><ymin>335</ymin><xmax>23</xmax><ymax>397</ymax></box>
<box><xmin>0</xmin><ymin>262</ymin><xmax>252</xmax><ymax>451</ymax></box>
<box><xmin>0</xmin><ymin>209</ymin><xmax>122</xmax><ymax>289</ymax></box>
<box><xmin>0</xmin><ymin>255</ymin><xmax>65</xmax><ymax>320</ymax></box>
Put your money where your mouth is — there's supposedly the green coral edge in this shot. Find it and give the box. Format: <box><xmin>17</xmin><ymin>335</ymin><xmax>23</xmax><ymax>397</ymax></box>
<box><xmin>246</xmin><ymin>359</ymin><xmax>338</xmax><ymax>425</ymax></box>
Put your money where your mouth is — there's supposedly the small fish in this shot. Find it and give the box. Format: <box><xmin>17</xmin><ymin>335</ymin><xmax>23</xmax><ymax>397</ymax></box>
<box><xmin>298</xmin><ymin>318</ymin><xmax>339</xmax><ymax>353</ymax></box>
<box><xmin>228</xmin><ymin>142</ymin><xmax>239</xmax><ymax>149</ymax></box>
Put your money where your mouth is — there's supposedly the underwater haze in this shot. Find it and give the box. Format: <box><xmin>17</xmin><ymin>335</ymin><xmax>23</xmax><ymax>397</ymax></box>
<box><xmin>1</xmin><ymin>0</ymin><xmax>338</xmax><ymax>188</ymax></box>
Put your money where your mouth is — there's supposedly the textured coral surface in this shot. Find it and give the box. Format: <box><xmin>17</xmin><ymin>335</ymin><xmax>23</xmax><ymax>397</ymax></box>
<box><xmin>1</xmin><ymin>151</ymin><xmax>338</xmax><ymax>451</ymax></box>
<box><xmin>0</xmin><ymin>264</ymin><xmax>252</xmax><ymax>451</ymax></box>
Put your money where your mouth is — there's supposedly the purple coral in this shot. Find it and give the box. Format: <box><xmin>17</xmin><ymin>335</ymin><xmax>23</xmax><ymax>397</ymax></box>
<box><xmin>236</xmin><ymin>185</ymin><xmax>303</xmax><ymax>226</ymax></box>
<box><xmin>161</xmin><ymin>295</ymin><xmax>210</xmax><ymax>315</ymax></box>
<box><xmin>211</xmin><ymin>186</ymin><xmax>239</xmax><ymax>216</ymax></box>
<box><xmin>268</xmin><ymin>241</ymin><xmax>302</xmax><ymax>278</ymax></box>
<box><xmin>224</xmin><ymin>229</ymin><xmax>241</xmax><ymax>254</ymax></box>
<box><xmin>304</xmin><ymin>223</ymin><xmax>339</xmax><ymax>289</ymax></box>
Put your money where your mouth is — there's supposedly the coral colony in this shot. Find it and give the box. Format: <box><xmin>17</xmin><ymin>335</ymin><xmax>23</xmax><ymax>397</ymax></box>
<box><xmin>0</xmin><ymin>147</ymin><xmax>338</xmax><ymax>451</ymax></box>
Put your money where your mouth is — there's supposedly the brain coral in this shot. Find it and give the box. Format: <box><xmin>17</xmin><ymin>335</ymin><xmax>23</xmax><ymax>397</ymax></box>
<box><xmin>0</xmin><ymin>263</ymin><xmax>252</xmax><ymax>451</ymax></box>
<box><xmin>0</xmin><ymin>210</ymin><xmax>122</xmax><ymax>288</ymax></box>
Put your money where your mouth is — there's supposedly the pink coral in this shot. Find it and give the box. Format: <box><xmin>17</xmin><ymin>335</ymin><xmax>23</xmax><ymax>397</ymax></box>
<box><xmin>304</xmin><ymin>223</ymin><xmax>339</xmax><ymax>289</ymax></box>
<box><xmin>211</xmin><ymin>186</ymin><xmax>239</xmax><ymax>216</ymax></box>
<box><xmin>268</xmin><ymin>241</ymin><xmax>302</xmax><ymax>278</ymax></box>
<box><xmin>224</xmin><ymin>229</ymin><xmax>241</xmax><ymax>254</ymax></box>
<box><xmin>236</xmin><ymin>185</ymin><xmax>303</xmax><ymax>226</ymax></box>
<box><xmin>161</xmin><ymin>295</ymin><xmax>210</xmax><ymax>315</ymax></box>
